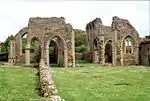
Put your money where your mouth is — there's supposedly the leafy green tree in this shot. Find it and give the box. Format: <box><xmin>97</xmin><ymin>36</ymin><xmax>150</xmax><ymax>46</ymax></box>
<box><xmin>1</xmin><ymin>35</ymin><xmax>15</xmax><ymax>52</ymax></box>
<box><xmin>74</xmin><ymin>29</ymin><xmax>86</xmax><ymax>47</ymax></box>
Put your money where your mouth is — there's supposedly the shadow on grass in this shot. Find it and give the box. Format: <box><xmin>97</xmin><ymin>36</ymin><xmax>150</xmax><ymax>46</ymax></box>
<box><xmin>50</xmin><ymin>63</ymin><xmax>62</xmax><ymax>68</ymax></box>
<box><xmin>114</xmin><ymin>82</ymin><xmax>132</xmax><ymax>86</ymax></box>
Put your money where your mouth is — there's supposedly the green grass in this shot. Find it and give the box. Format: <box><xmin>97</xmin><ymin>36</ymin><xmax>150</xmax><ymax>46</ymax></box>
<box><xmin>0</xmin><ymin>66</ymin><xmax>45</xmax><ymax>101</ymax></box>
<box><xmin>52</xmin><ymin>61</ymin><xmax>150</xmax><ymax>101</ymax></box>
<box><xmin>0</xmin><ymin>61</ymin><xmax>150</xmax><ymax>101</ymax></box>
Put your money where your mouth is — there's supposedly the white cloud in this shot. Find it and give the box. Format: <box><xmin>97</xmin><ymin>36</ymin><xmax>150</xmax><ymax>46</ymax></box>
<box><xmin>0</xmin><ymin>0</ymin><xmax>149</xmax><ymax>42</ymax></box>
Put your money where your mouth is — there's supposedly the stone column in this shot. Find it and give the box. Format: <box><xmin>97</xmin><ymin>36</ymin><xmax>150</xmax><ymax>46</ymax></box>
<box><xmin>136</xmin><ymin>45</ymin><xmax>139</xmax><ymax>65</ymax></box>
<box><xmin>112</xmin><ymin>31</ymin><xmax>117</xmax><ymax>66</ymax></box>
<box><xmin>120</xmin><ymin>41</ymin><xmax>124</xmax><ymax>66</ymax></box>
<box><xmin>8</xmin><ymin>40</ymin><xmax>15</xmax><ymax>65</ymax></box>
<box><xmin>71</xmin><ymin>30</ymin><xmax>75</xmax><ymax>67</ymax></box>
<box><xmin>25</xmin><ymin>48</ymin><xmax>30</xmax><ymax>65</ymax></box>
<box><xmin>64</xmin><ymin>46</ymin><xmax>67</xmax><ymax>67</ymax></box>
<box><xmin>19</xmin><ymin>37</ymin><xmax>22</xmax><ymax>56</ymax></box>
<box><xmin>99</xmin><ymin>34</ymin><xmax>105</xmax><ymax>64</ymax></box>
<box><xmin>44</xmin><ymin>44</ymin><xmax>49</xmax><ymax>66</ymax></box>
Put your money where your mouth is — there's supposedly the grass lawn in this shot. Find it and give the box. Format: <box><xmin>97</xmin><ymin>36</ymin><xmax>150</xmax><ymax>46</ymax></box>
<box><xmin>0</xmin><ymin>61</ymin><xmax>150</xmax><ymax>101</ymax></box>
<box><xmin>52</xmin><ymin>61</ymin><xmax>150</xmax><ymax>101</ymax></box>
<box><xmin>0</xmin><ymin>64</ymin><xmax>45</xmax><ymax>101</ymax></box>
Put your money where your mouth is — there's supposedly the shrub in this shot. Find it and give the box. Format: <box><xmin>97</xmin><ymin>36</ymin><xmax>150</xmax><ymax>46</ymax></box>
<box><xmin>75</xmin><ymin>45</ymin><xmax>87</xmax><ymax>53</ymax></box>
<box><xmin>0</xmin><ymin>52</ymin><xmax>8</xmax><ymax>61</ymax></box>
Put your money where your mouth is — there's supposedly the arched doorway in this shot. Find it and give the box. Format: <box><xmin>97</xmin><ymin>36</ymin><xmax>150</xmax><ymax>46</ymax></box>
<box><xmin>46</xmin><ymin>35</ymin><xmax>67</xmax><ymax>67</ymax></box>
<box><xmin>105</xmin><ymin>40</ymin><xmax>112</xmax><ymax>63</ymax></box>
<box><xmin>30</xmin><ymin>40</ymin><xmax>41</xmax><ymax>64</ymax></box>
<box><xmin>25</xmin><ymin>37</ymin><xmax>42</xmax><ymax>65</ymax></box>
<box><xmin>139</xmin><ymin>41</ymin><xmax>150</xmax><ymax>66</ymax></box>
<box><xmin>49</xmin><ymin>40</ymin><xmax>58</xmax><ymax>64</ymax></box>
<box><xmin>93</xmin><ymin>39</ymin><xmax>99</xmax><ymax>63</ymax></box>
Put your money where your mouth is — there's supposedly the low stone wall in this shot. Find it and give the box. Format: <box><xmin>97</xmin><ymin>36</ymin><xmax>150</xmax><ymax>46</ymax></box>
<box><xmin>39</xmin><ymin>59</ymin><xmax>65</xmax><ymax>101</ymax></box>
<box><xmin>75</xmin><ymin>53</ymin><xmax>83</xmax><ymax>60</ymax></box>
<box><xmin>39</xmin><ymin>59</ymin><xmax>55</xmax><ymax>97</ymax></box>
<box><xmin>83</xmin><ymin>52</ymin><xmax>92</xmax><ymax>62</ymax></box>
<box><xmin>123</xmin><ymin>54</ymin><xmax>136</xmax><ymax>65</ymax></box>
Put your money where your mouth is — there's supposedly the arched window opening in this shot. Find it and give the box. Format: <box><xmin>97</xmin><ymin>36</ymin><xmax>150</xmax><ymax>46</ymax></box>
<box><xmin>22</xmin><ymin>33</ymin><xmax>27</xmax><ymax>53</ymax></box>
<box><xmin>93</xmin><ymin>39</ymin><xmax>98</xmax><ymax>48</ymax></box>
<box><xmin>125</xmin><ymin>37</ymin><xmax>132</xmax><ymax>54</ymax></box>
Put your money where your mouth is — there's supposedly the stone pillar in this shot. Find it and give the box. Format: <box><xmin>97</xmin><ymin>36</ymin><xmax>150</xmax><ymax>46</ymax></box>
<box><xmin>25</xmin><ymin>43</ymin><xmax>30</xmax><ymax>65</ymax></box>
<box><xmin>44</xmin><ymin>44</ymin><xmax>49</xmax><ymax>66</ymax></box>
<box><xmin>120</xmin><ymin>41</ymin><xmax>124</xmax><ymax>66</ymax></box>
<box><xmin>112</xmin><ymin>31</ymin><xmax>117</xmax><ymax>66</ymax></box>
<box><xmin>136</xmin><ymin>45</ymin><xmax>139</xmax><ymax>65</ymax></box>
<box><xmin>64</xmin><ymin>46</ymin><xmax>67</xmax><ymax>67</ymax></box>
<box><xmin>25</xmin><ymin>48</ymin><xmax>30</xmax><ymax>65</ymax></box>
<box><xmin>8</xmin><ymin>40</ymin><xmax>15</xmax><ymax>65</ymax></box>
<box><xmin>72</xmin><ymin>30</ymin><xmax>75</xmax><ymax>67</ymax></box>
<box><xmin>99</xmin><ymin>34</ymin><xmax>105</xmax><ymax>64</ymax></box>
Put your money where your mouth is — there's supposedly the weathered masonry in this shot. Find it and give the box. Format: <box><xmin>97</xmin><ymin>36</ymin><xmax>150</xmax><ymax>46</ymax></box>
<box><xmin>8</xmin><ymin>17</ymin><xmax>75</xmax><ymax>67</ymax></box>
<box><xmin>86</xmin><ymin>16</ymin><xmax>149</xmax><ymax>66</ymax></box>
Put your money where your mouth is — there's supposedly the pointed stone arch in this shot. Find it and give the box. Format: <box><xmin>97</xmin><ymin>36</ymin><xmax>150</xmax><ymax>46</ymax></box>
<box><xmin>25</xmin><ymin>36</ymin><xmax>42</xmax><ymax>65</ymax></box>
<box><xmin>121</xmin><ymin>35</ymin><xmax>138</xmax><ymax>65</ymax></box>
<box><xmin>44</xmin><ymin>34</ymin><xmax>67</xmax><ymax>67</ymax></box>
<box><xmin>104</xmin><ymin>40</ymin><xmax>113</xmax><ymax>64</ymax></box>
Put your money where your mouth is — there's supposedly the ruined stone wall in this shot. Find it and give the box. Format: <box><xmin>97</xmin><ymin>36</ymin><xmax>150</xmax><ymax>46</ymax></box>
<box><xmin>75</xmin><ymin>53</ymin><xmax>83</xmax><ymax>60</ymax></box>
<box><xmin>86</xmin><ymin>18</ymin><xmax>105</xmax><ymax>64</ymax></box>
<box><xmin>83</xmin><ymin>52</ymin><xmax>93</xmax><ymax>62</ymax></box>
<box><xmin>14</xmin><ymin>27</ymin><xmax>28</xmax><ymax>63</ymax></box>
<box><xmin>27</xmin><ymin>17</ymin><xmax>75</xmax><ymax>67</ymax></box>
<box><xmin>86</xmin><ymin>16</ymin><xmax>140</xmax><ymax>66</ymax></box>
<box><xmin>111</xmin><ymin>16</ymin><xmax>140</xmax><ymax>65</ymax></box>
<box><xmin>86</xmin><ymin>18</ymin><xmax>116</xmax><ymax>65</ymax></box>
<box><xmin>139</xmin><ymin>40</ymin><xmax>150</xmax><ymax>66</ymax></box>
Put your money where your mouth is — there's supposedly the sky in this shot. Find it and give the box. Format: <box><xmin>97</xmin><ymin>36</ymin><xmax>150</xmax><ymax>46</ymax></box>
<box><xmin>0</xmin><ymin>0</ymin><xmax>149</xmax><ymax>42</ymax></box>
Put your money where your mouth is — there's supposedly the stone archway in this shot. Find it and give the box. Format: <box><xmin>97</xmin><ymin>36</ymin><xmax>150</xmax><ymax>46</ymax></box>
<box><xmin>21</xmin><ymin>33</ymin><xmax>28</xmax><ymax>54</ymax></box>
<box><xmin>121</xmin><ymin>35</ymin><xmax>137</xmax><ymax>65</ymax></box>
<box><xmin>105</xmin><ymin>40</ymin><xmax>113</xmax><ymax>63</ymax></box>
<box><xmin>93</xmin><ymin>38</ymin><xmax>99</xmax><ymax>63</ymax></box>
<box><xmin>45</xmin><ymin>35</ymin><xmax>67</xmax><ymax>67</ymax></box>
<box><xmin>25</xmin><ymin>37</ymin><xmax>42</xmax><ymax>65</ymax></box>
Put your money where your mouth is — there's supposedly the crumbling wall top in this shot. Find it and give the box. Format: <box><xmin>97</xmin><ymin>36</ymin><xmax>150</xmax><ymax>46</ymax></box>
<box><xmin>29</xmin><ymin>17</ymin><xmax>66</xmax><ymax>26</ymax></box>
<box><xmin>111</xmin><ymin>16</ymin><xmax>139</xmax><ymax>38</ymax></box>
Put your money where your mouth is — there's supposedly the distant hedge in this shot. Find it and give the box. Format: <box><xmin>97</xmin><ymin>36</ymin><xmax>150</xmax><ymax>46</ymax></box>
<box><xmin>75</xmin><ymin>45</ymin><xmax>87</xmax><ymax>53</ymax></box>
<box><xmin>0</xmin><ymin>52</ymin><xmax>8</xmax><ymax>61</ymax></box>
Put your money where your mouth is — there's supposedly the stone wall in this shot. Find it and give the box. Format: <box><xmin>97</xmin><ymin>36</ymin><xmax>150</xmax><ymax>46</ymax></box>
<box><xmin>83</xmin><ymin>52</ymin><xmax>93</xmax><ymax>62</ymax></box>
<box><xmin>9</xmin><ymin>17</ymin><xmax>75</xmax><ymax>68</ymax></box>
<box><xmin>39</xmin><ymin>59</ymin><xmax>55</xmax><ymax>97</ymax></box>
<box><xmin>111</xmin><ymin>16</ymin><xmax>140</xmax><ymax>65</ymax></box>
<box><xmin>86</xmin><ymin>16</ymin><xmax>141</xmax><ymax>66</ymax></box>
<box><xmin>139</xmin><ymin>41</ymin><xmax>150</xmax><ymax>66</ymax></box>
<box><xmin>75</xmin><ymin>53</ymin><xmax>83</xmax><ymax>60</ymax></box>
<box><xmin>27</xmin><ymin>17</ymin><xmax>75</xmax><ymax>67</ymax></box>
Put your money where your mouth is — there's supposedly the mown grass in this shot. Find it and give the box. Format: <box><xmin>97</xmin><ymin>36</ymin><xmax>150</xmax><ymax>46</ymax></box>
<box><xmin>0</xmin><ymin>65</ymin><xmax>45</xmax><ymax>101</ymax></box>
<box><xmin>52</xmin><ymin>61</ymin><xmax>150</xmax><ymax>101</ymax></box>
<box><xmin>0</xmin><ymin>61</ymin><xmax>150</xmax><ymax>101</ymax></box>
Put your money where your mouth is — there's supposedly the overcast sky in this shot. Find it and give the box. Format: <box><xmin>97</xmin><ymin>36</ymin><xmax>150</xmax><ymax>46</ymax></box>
<box><xmin>0</xmin><ymin>0</ymin><xmax>149</xmax><ymax>42</ymax></box>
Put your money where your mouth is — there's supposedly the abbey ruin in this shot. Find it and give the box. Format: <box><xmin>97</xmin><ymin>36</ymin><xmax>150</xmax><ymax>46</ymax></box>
<box><xmin>8</xmin><ymin>16</ymin><xmax>150</xmax><ymax>66</ymax></box>
<box><xmin>8</xmin><ymin>17</ymin><xmax>75</xmax><ymax>67</ymax></box>
<box><xmin>85</xmin><ymin>16</ymin><xmax>150</xmax><ymax>66</ymax></box>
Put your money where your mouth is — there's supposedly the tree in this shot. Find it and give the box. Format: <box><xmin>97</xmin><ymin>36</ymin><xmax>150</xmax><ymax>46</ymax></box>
<box><xmin>0</xmin><ymin>35</ymin><xmax>15</xmax><ymax>52</ymax></box>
